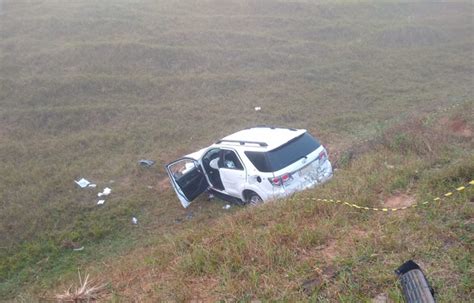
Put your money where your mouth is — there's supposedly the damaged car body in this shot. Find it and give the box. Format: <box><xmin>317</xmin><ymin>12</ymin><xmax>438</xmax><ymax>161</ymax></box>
<box><xmin>165</xmin><ymin>126</ymin><xmax>333</xmax><ymax>208</ymax></box>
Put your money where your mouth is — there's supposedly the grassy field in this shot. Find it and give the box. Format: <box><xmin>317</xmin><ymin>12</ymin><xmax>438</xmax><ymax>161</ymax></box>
<box><xmin>0</xmin><ymin>0</ymin><xmax>473</xmax><ymax>301</ymax></box>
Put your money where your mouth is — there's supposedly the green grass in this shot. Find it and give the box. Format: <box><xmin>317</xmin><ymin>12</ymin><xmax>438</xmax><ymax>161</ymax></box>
<box><xmin>117</xmin><ymin>126</ymin><xmax>473</xmax><ymax>301</ymax></box>
<box><xmin>0</xmin><ymin>0</ymin><xmax>473</xmax><ymax>301</ymax></box>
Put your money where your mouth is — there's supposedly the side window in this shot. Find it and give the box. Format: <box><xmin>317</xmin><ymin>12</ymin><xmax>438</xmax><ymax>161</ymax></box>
<box><xmin>222</xmin><ymin>150</ymin><xmax>244</xmax><ymax>170</ymax></box>
<box><xmin>168</xmin><ymin>159</ymin><xmax>198</xmax><ymax>180</ymax></box>
<box><xmin>203</xmin><ymin>148</ymin><xmax>220</xmax><ymax>162</ymax></box>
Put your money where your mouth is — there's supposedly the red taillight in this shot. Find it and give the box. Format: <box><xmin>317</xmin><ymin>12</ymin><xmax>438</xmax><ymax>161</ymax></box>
<box><xmin>269</xmin><ymin>173</ymin><xmax>292</xmax><ymax>186</ymax></box>
<box><xmin>271</xmin><ymin>177</ymin><xmax>281</xmax><ymax>185</ymax></box>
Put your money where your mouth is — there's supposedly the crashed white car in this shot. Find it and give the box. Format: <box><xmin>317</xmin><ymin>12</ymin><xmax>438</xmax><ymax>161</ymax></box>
<box><xmin>166</xmin><ymin>126</ymin><xmax>333</xmax><ymax>208</ymax></box>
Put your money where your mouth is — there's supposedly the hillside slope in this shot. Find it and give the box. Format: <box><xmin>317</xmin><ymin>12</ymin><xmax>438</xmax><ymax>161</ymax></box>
<box><xmin>0</xmin><ymin>0</ymin><xmax>472</xmax><ymax>301</ymax></box>
<box><xmin>41</xmin><ymin>107</ymin><xmax>474</xmax><ymax>302</ymax></box>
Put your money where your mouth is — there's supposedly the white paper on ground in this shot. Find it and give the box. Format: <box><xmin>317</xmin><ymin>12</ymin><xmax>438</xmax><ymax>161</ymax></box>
<box><xmin>97</xmin><ymin>200</ymin><xmax>105</xmax><ymax>205</ymax></box>
<box><xmin>254</xmin><ymin>106</ymin><xmax>261</xmax><ymax>111</ymax></box>
<box><xmin>88</xmin><ymin>184</ymin><xmax>97</xmax><ymax>188</ymax></box>
<box><xmin>102</xmin><ymin>187</ymin><xmax>112</xmax><ymax>195</ymax></box>
<box><xmin>75</xmin><ymin>178</ymin><xmax>90</xmax><ymax>188</ymax></box>
<box><xmin>132</xmin><ymin>217</ymin><xmax>138</xmax><ymax>225</ymax></box>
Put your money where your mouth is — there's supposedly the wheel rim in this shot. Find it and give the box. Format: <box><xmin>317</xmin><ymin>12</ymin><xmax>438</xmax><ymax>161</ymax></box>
<box><xmin>249</xmin><ymin>195</ymin><xmax>263</xmax><ymax>206</ymax></box>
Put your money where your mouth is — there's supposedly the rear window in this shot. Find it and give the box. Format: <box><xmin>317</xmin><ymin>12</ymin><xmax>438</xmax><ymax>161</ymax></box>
<box><xmin>245</xmin><ymin>133</ymin><xmax>320</xmax><ymax>172</ymax></box>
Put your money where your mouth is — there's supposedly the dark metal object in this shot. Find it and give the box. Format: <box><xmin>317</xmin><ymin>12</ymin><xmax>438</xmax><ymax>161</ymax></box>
<box><xmin>215</xmin><ymin>139</ymin><xmax>268</xmax><ymax>147</ymax></box>
<box><xmin>138</xmin><ymin>159</ymin><xmax>155</xmax><ymax>167</ymax></box>
<box><xmin>249</xmin><ymin>125</ymin><xmax>298</xmax><ymax>131</ymax></box>
<box><xmin>395</xmin><ymin>260</ymin><xmax>435</xmax><ymax>303</ymax></box>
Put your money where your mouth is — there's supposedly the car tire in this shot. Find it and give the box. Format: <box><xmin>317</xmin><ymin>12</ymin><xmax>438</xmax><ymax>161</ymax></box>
<box><xmin>247</xmin><ymin>192</ymin><xmax>263</xmax><ymax>206</ymax></box>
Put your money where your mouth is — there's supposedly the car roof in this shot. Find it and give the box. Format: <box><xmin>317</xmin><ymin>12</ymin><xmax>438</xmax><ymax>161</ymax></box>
<box><xmin>215</xmin><ymin>126</ymin><xmax>306</xmax><ymax>151</ymax></box>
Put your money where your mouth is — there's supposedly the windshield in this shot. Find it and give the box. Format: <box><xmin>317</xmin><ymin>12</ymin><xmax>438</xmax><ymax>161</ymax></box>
<box><xmin>245</xmin><ymin>133</ymin><xmax>320</xmax><ymax>172</ymax></box>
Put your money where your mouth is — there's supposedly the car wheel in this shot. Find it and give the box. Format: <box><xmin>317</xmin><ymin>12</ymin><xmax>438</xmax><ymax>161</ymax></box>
<box><xmin>248</xmin><ymin>192</ymin><xmax>263</xmax><ymax>206</ymax></box>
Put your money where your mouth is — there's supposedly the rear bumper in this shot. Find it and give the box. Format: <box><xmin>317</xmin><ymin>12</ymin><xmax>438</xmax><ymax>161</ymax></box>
<box><xmin>270</xmin><ymin>160</ymin><xmax>333</xmax><ymax>200</ymax></box>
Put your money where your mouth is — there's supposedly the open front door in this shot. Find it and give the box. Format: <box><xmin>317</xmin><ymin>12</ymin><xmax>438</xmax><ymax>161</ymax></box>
<box><xmin>166</xmin><ymin>158</ymin><xmax>210</xmax><ymax>208</ymax></box>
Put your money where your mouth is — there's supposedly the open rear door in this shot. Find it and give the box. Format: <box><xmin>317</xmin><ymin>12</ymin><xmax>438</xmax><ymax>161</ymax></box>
<box><xmin>166</xmin><ymin>158</ymin><xmax>210</xmax><ymax>208</ymax></box>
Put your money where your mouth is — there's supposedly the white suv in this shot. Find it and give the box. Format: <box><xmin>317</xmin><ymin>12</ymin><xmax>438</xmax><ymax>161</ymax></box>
<box><xmin>166</xmin><ymin>126</ymin><xmax>333</xmax><ymax>208</ymax></box>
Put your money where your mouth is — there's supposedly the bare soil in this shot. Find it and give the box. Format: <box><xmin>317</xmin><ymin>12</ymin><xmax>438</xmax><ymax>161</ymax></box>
<box><xmin>317</xmin><ymin>239</ymin><xmax>338</xmax><ymax>261</ymax></box>
<box><xmin>440</xmin><ymin>116</ymin><xmax>472</xmax><ymax>138</ymax></box>
<box><xmin>157</xmin><ymin>177</ymin><xmax>171</xmax><ymax>191</ymax></box>
<box><xmin>384</xmin><ymin>194</ymin><xmax>416</xmax><ymax>208</ymax></box>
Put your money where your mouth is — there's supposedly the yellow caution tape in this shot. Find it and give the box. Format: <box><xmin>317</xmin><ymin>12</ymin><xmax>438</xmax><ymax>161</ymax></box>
<box><xmin>296</xmin><ymin>180</ymin><xmax>473</xmax><ymax>212</ymax></box>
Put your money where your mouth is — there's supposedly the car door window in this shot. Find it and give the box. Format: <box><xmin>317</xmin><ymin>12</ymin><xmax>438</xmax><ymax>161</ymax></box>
<box><xmin>222</xmin><ymin>150</ymin><xmax>244</xmax><ymax>170</ymax></box>
<box><xmin>168</xmin><ymin>159</ymin><xmax>196</xmax><ymax>181</ymax></box>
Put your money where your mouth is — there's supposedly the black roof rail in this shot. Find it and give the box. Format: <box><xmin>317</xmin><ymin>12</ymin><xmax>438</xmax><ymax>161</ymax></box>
<box><xmin>247</xmin><ymin>125</ymin><xmax>298</xmax><ymax>131</ymax></box>
<box><xmin>216</xmin><ymin>139</ymin><xmax>268</xmax><ymax>147</ymax></box>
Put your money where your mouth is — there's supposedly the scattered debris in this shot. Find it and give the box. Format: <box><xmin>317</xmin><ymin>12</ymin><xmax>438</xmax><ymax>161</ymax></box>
<box><xmin>147</xmin><ymin>185</ymin><xmax>153</xmax><ymax>189</ymax></box>
<box><xmin>98</xmin><ymin>187</ymin><xmax>112</xmax><ymax>197</ymax></box>
<box><xmin>97</xmin><ymin>200</ymin><xmax>105</xmax><ymax>205</ymax></box>
<box><xmin>139</xmin><ymin>159</ymin><xmax>156</xmax><ymax>167</ymax></box>
<box><xmin>73</xmin><ymin>246</ymin><xmax>85</xmax><ymax>252</ymax></box>
<box><xmin>223</xmin><ymin>204</ymin><xmax>231</xmax><ymax>210</ymax></box>
<box><xmin>53</xmin><ymin>272</ymin><xmax>107</xmax><ymax>303</ymax></box>
<box><xmin>384</xmin><ymin>162</ymin><xmax>395</xmax><ymax>169</ymax></box>
<box><xmin>132</xmin><ymin>217</ymin><xmax>138</xmax><ymax>225</ymax></box>
<box><xmin>88</xmin><ymin>184</ymin><xmax>97</xmax><ymax>188</ymax></box>
<box><xmin>109</xmin><ymin>180</ymin><xmax>115</xmax><ymax>184</ymax></box>
<box><xmin>61</xmin><ymin>240</ymin><xmax>82</xmax><ymax>250</ymax></box>
<box><xmin>75</xmin><ymin>178</ymin><xmax>91</xmax><ymax>188</ymax></box>
<box><xmin>208</xmin><ymin>193</ymin><xmax>215</xmax><ymax>200</ymax></box>
<box><xmin>254</xmin><ymin>106</ymin><xmax>261</xmax><ymax>111</ymax></box>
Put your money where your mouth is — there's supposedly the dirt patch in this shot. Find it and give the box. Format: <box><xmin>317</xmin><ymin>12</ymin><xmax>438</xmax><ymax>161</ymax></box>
<box><xmin>384</xmin><ymin>193</ymin><xmax>416</xmax><ymax>208</ymax></box>
<box><xmin>301</xmin><ymin>265</ymin><xmax>337</xmax><ymax>296</ymax></box>
<box><xmin>315</xmin><ymin>239</ymin><xmax>338</xmax><ymax>261</ymax></box>
<box><xmin>440</xmin><ymin>116</ymin><xmax>472</xmax><ymax>138</ymax></box>
<box><xmin>449</xmin><ymin>120</ymin><xmax>472</xmax><ymax>137</ymax></box>
<box><xmin>464</xmin><ymin>217</ymin><xmax>474</xmax><ymax>225</ymax></box>
<box><xmin>372</xmin><ymin>293</ymin><xmax>391</xmax><ymax>303</ymax></box>
<box><xmin>183</xmin><ymin>276</ymin><xmax>220</xmax><ymax>302</ymax></box>
<box><xmin>352</xmin><ymin>228</ymin><xmax>368</xmax><ymax>238</ymax></box>
<box><xmin>158</xmin><ymin>177</ymin><xmax>171</xmax><ymax>191</ymax></box>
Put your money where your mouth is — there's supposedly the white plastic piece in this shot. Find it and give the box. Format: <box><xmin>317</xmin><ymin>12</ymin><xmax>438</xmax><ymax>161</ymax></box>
<box><xmin>132</xmin><ymin>217</ymin><xmax>138</xmax><ymax>225</ymax></box>
<box><xmin>255</xmin><ymin>106</ymin><xmax>261</xmax><ymax>111</ymax></box>
<box><xmin>102</xmin><ymin>187</ymin><xmax>112</xmax><ymax>195</ymax></box>
<box><xmin>97</xmin><ymin>200</ymin><xmax>105</xmax><ymax>205</ymax></box>
<box><xmin>75</xmin><ymin>178</ymin><xmax>90</xmax><ymax>188</ymax></box>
